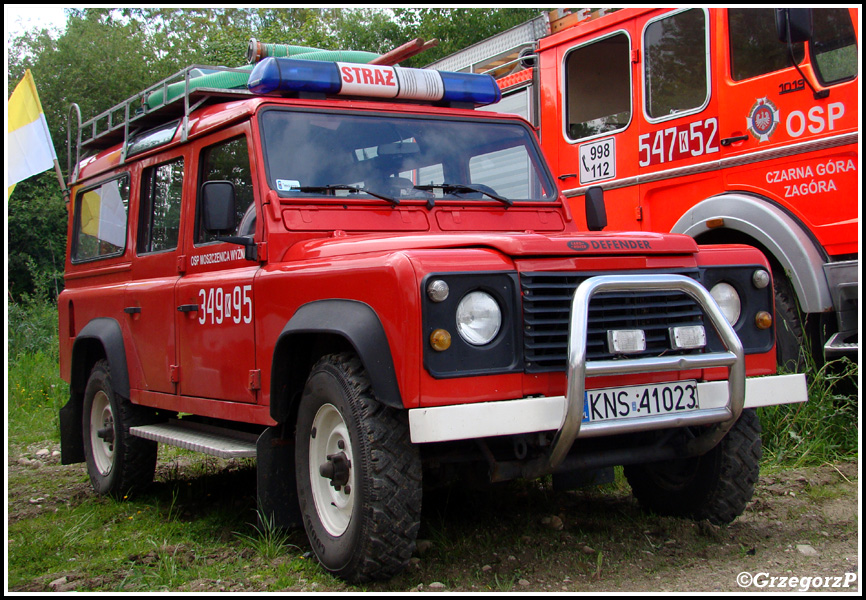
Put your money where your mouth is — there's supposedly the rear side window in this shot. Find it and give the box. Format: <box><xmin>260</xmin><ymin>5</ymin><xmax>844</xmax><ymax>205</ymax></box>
<box><xmin>138</xmin><ymin>158</ymin><xmax>184</xmax><ymax>254</ymax></box>
<box><xmin>72</xmin><ymin>175</ymin><xmax>130</xmax><ymax>262</ymax></box>
<box><xmin>644</xmin><ymin>9</ymin><xmax>709</xmax><ymax>120</ymax></box>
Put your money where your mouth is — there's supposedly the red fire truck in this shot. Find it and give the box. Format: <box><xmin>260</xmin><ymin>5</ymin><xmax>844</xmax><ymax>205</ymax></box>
<box><xmin>59</xmin><ymin>45</ymin><xmax>806</xmax><ymax>582</ymax></box>
<box><xmin>428</xmin><ymin>7</ymin><xmax>859</xmax><ymax>370</ymax></box>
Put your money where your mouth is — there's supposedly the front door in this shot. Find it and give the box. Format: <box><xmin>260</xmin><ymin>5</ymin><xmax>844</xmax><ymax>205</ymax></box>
<box><xmin>176</xmin><ymin>125</ymin><xmax>261</xmax><ymax>402</ymax></box>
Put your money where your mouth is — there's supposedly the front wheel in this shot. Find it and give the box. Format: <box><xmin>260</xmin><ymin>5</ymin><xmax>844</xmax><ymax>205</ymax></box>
<box><xmin>295</xmin><ymin>354</ymin><xmax>422</xmax><ymax>582</ymax></box>
<box><xmin>624</xmin><ymin>409</ymin><xmax>762</xmax><ymax>525</ymax></box>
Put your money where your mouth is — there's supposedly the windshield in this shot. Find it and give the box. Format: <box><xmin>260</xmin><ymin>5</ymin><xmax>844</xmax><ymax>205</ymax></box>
<box><xmin>259</xmin><ymin>109</ymin><xmax>556</xmax><ymax>204</ymax></box>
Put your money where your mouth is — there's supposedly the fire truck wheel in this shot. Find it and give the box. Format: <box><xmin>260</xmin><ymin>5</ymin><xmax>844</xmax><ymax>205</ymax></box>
<box><xmin>295</xmin><ymin>353</ymin><xmax>422</xmax><ymax>582</ymax></box>
<box><xmin>82</xmin><ymin>359</ymin><xmax>157</xmax><ymax>498</ymax></box>
<box><xmin>773</xmin><ymin>268</ymin><xmax>806</xmax><ymax>373</ymax></box>
<box><xmin>623</xmin><ymin>409</ymin><xmax>762</xmax><ymax>525</ymax></box>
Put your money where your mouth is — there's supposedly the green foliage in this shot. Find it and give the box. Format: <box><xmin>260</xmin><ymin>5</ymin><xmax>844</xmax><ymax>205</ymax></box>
<box><xmin>8</xmin><ymin>298</ymin><xmax>66</xmax><ymax>443</ymax></box>
<box><xmin>8</xmin><ymin>171</ymin><xmax>68</xmax><ymax>302</ymax></box>
<box><xmin>234</xmin><ymin>509</ymin><xmax>299</xmax><ymax>561</ymax></box>
<box><xmin>392</xmin><ymin>8</ymin><xmax>543</xmax><ymax>67</ymax></box>
<box><xmin>759</xmin><ymin>356</ymin><xmax>858</xmax><ymax>467</ymax></box>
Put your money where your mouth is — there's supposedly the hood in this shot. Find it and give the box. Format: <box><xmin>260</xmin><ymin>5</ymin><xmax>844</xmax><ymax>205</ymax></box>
<box><xmin>282</xmin><ymin>231</ymin><xmax>699</xmax><ymax>261</ymax></box>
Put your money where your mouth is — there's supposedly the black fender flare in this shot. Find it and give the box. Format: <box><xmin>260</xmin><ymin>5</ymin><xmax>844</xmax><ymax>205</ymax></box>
<box><xmin>70</xmin><ymin>318</ymin><xmax>131</xmax><ymax>397</ymax></box>
<box><xmin>269</xmin><ymin>299</ymin><xmax>403</xmax><ymax>425</ymax></box>
<box><xmin>60</xmin><ymin>317</ymin><xmax>131</xmax><ymax>465</ymax></box>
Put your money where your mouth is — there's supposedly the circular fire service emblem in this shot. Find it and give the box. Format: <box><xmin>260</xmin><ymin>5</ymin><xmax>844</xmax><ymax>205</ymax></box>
<box><xmin>746</xmin><ymin>97</ymin><xmax>780</xmax><ymax>143</ymax></box>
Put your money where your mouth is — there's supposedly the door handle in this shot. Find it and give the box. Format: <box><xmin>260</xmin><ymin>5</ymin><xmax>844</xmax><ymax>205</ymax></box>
<box><xmin>720</xmin><ymin>135</ymin><xmax>749</xmax><ymax>146</ymax></box>
<box><xmin>123</xmin><ymin>306</ymin><xmax>142</xmax><ymax>314</ymax></box>
<box><xmin>177</xmin><ymin>304</ymin><xmax>200</xmax><ymax>313</ymax></box>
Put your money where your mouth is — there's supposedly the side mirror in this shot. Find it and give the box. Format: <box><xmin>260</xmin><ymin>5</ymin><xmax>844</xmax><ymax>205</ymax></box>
<box><xmin>201</xmin><ymin>180</ymin><xmax>236</xmax><ymax>232</ymax></box>
<box><xmin>585</xmin><ymin>186</ymin><xmax>607</xmax><ymax>232</ymax></box>
<box><xmin>776</xmin><ymin>8</ymin><xmax>812</xmax><ymax>44</ymax></box>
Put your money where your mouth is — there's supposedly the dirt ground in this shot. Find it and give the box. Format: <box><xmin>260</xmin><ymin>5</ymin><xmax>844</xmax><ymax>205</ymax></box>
<box><xmin>571</xmin><ymin>461</ymin><xmax>860</xmax><ymax>593</ymax></box>
<box><xmin>7</xmin><ymin>441</ymin><xmax>860</xmax><ymax>593</ymax></box>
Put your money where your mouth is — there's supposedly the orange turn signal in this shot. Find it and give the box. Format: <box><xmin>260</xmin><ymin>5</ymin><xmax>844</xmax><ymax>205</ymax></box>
<box><xmin>430</xmin><ymin>329</ymin><xmax>452</xmax><ymax>351</ymax></box>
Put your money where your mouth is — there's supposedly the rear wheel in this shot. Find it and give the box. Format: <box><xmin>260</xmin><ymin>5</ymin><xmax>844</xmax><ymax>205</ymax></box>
<box><xmin>82</xmin><ymin>360</ymin><xmax>157</xmax><ymax>498</ymax></box>
<box><xmin>624</xmin><ymin>409</ymin><xmax>762</xmax><ymax>525</ymax></box>
<box><xmin>295</xmin><ymin>353</ymin><xmax>421</xmax><ymax>582</ymax></box>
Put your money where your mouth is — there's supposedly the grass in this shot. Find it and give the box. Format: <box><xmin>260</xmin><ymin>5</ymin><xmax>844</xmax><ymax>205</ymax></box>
<box><xmin>758</xmin><ymin>348</ymin><xmax>858</xmax><ymax>467</ymax></box>
<box><xmin>6</xmin><ymin>298</ymin><xmax>859</xmax><ymax>591</ymax></box>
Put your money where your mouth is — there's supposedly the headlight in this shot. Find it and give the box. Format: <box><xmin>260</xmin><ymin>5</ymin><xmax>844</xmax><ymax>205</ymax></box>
<box><xmin>710</xmin><ymin>282</ymin><xmax>742</xmax><ymax>325</ymax></box>
<box><xmin>455</xmin><ymin>291</ymin><xmax>502</xmax><ymax>345</ymax></box>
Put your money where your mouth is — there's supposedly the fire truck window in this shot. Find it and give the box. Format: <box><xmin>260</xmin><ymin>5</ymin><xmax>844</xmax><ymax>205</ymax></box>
<box><xmin>72</xmin><ymin>175</ymin><xmax>129</xmax><ymax>262</ymax></box>
<box><xmin>469</xmin><ymin>146</ymin><xmax>533</xmax><ymax>199</ymax></box>
<box><xmin>564</xmin><ymin>33</ymin><xmax>631</xmax><ymax>140</ymax></box>
<box><xmin>197</xmin><ymin>137</ymin><xmax>254</xmax><ymax>244</ymax></box>
<box><xmin>810</xmin><ymin>8</ymin><xmax>858</xmax><ymax>85</ymax></box>
<box><xmin>729</xmin><ymin>8</ymin><xmax>805</xmax><ymax>81</ymax></box>
<box><xmin>644</xmin><ymin>9</ymin><xmax>708</xmax><ymax>120</ymax></box>
<box><xmin>138</xmin><ymin>158</ymin><xmax>183</xmax><ymax>254</ymax></box>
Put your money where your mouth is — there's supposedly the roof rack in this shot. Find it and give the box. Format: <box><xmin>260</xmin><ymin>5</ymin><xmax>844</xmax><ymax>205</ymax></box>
<box><xmin>66</xmin><ymin>38</ymin><xmax>440</xmax><ymax>185</ymax></box>
<box><xmin>67</xmin><ymin>64</ymin><xmax>255</xmax><ymax>184</ymax></box>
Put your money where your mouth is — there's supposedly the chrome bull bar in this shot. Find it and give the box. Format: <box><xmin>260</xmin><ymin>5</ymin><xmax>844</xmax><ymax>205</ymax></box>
<box><xmin>545</xmin><ymin>274</ymin><xmax>746</xmax><ymax>473</ymax></box>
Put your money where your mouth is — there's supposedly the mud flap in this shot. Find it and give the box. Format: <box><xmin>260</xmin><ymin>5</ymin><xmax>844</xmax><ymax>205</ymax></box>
<box><xmin>59</xmin><ymin>395</ymin><xmax>85</xmax><ymax>465</ymax></box>
<box><xmin>256</xmin><ymin>426</ymin><xmax>301</xmax><ymax>529</ymax></box>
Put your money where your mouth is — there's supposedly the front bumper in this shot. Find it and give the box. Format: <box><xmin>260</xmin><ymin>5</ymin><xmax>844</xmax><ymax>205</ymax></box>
<box><xmin>408</xmin><ymin>373</ymin><xmax>806</xmax><ymax>444</ymax></box>
<box><xmin>409</xmin><ymin>275</ymin><xmax>808</xmax><ymax>475</ymax></box>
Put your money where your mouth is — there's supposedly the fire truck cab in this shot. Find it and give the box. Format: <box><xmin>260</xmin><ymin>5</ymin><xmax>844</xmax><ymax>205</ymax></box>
<box><xmin>429</xmin><ymin>7</ymin><xmax>859</xmax><ymax>370</ymax></box>
<box><xmin>58</xmin><ymin>46</ymin><xmax>807</xmax><ymax>582</ymax></box>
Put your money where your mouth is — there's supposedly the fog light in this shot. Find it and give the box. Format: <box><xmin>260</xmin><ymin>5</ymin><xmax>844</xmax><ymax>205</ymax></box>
<box><xmin>607</xmin><ymin>329</ymin><xmax>646</xmax><ymax>354</ymax></box>
<box><xmin>430</xmin><ymin>328</ymin><xmax>452</xmax><ymax>351</ymax></box>
<box><xmin>669</xmin><ymin>325</ymin><xmax>707</xmax><ymax>350</ymax></box>
<box><xmin>755</xmin><ymin>311</ymin><xmax>773</xmax><ymax>330</ymax></box>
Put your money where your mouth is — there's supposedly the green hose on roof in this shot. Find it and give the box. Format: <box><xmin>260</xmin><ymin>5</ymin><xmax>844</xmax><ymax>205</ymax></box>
<box><xmin>145</xmin><ymin>64</ymin><xmax>256</xmax><ymax>109</ymax></box>
<box><xmin>245</xmin><ymin>39</ymin><xmax>376</xmax><ymax>64</ymax></box>
<box><xmin>145</xmin><ymin>42</ymin><xmax>381</xmax><ymax>110</ymax></box>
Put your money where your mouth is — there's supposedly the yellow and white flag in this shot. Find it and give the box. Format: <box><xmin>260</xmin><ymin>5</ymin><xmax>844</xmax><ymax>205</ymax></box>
<box><xmin>8</xmin><ymin>69</ymin><xmax>58</xmax><ymax>198</ymax></box>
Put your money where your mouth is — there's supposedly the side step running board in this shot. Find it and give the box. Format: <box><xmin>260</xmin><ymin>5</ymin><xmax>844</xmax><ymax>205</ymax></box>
<box><xmin>130</xmin><ymin>420</ymin><xmax>258</xmax><ymax>459</ymax></box>
<box><xmin>824</xmin><ymin>331</ymin><xmax>858</xmax><ymax>356</ymax></box>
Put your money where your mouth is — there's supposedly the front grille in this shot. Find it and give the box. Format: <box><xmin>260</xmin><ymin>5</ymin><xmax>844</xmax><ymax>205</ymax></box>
<box><xmin>521</xmin><ymin>271</ymin><xmax>705</xmax><ymax>373</ymax></box>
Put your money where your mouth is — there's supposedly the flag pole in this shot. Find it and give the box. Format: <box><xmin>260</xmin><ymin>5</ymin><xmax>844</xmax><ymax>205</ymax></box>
<box><xmin>53</xmin><ymin>158</ymin><xmax>70</xmax><ymax>205</ymax></box>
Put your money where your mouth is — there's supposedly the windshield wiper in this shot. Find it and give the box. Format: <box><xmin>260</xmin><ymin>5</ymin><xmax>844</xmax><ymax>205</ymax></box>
<box><xmin>414</xmin><ymin>183</ymin><xmax>513</xmax><ymax>207</ymax></box>
<box><xmin>297</xmin><ymin>185</ymin><xmax>399</xmax><ymax>206</ymax></box>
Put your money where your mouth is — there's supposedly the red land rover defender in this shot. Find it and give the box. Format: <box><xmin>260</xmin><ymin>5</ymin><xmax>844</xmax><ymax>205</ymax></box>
<box><xmin>58</xmin><ymin>53</ymin><xmax>807</xmax><ymax>582</ymax></box>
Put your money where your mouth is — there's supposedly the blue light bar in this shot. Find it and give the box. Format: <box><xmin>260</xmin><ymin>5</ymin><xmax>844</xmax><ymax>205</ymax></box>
<box><xmin>247</xmin><ymin>57</ymin><xmax>501</xmax><ymax>106</ymax></box>
<box><xmin>247</xmin><ymin>58</ymin><xmax>341</xmax><ymax>95</ymax></box>
<box><xmin>439</xmin><ymin>71</ymin><xmax>502</xmax><ymax>106</ymax></box>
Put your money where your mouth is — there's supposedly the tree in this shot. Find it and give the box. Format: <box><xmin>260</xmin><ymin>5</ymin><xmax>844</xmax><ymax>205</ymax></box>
<box><xmin>391</xmin><ymin>8</ymin><xmax>543</xmax><ymax>67</ymax></box>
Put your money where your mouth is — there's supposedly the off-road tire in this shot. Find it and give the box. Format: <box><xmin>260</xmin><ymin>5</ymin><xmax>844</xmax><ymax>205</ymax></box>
<box><xmin>773</xmin><ymin>267</ymin><xmax>806</xmax><ymax>373</ymax></box>
<box><xmin>295</xmin><ymin>353</ymin><xmax>422</xmax><ymax>583</ymax></box>
<box><xmin>82</xmin><ymin>359</ymin><xmax>157</xmax><ymax>498</ymax></box>
<box><xmin>624</xmin><ymin>409</ymin><xmax>762</xmax><ymax>525</ymax></box>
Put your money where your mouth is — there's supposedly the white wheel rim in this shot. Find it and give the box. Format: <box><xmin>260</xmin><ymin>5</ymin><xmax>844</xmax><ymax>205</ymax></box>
<box><xmin>309</xmin><ymin>403</ymin><xmax>356</xmax><ymax>537</ymax></box>
<box><xmin>89</xmin><ymin>390</ymin><xmax>115</xmax><ymax>476</ymax></box>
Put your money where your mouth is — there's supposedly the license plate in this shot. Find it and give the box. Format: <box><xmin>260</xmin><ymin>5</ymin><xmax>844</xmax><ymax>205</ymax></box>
<box><xmin>582</xmin><ymin>381</ymin><xmax>699</xmax><ymax>423</ymax></box>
